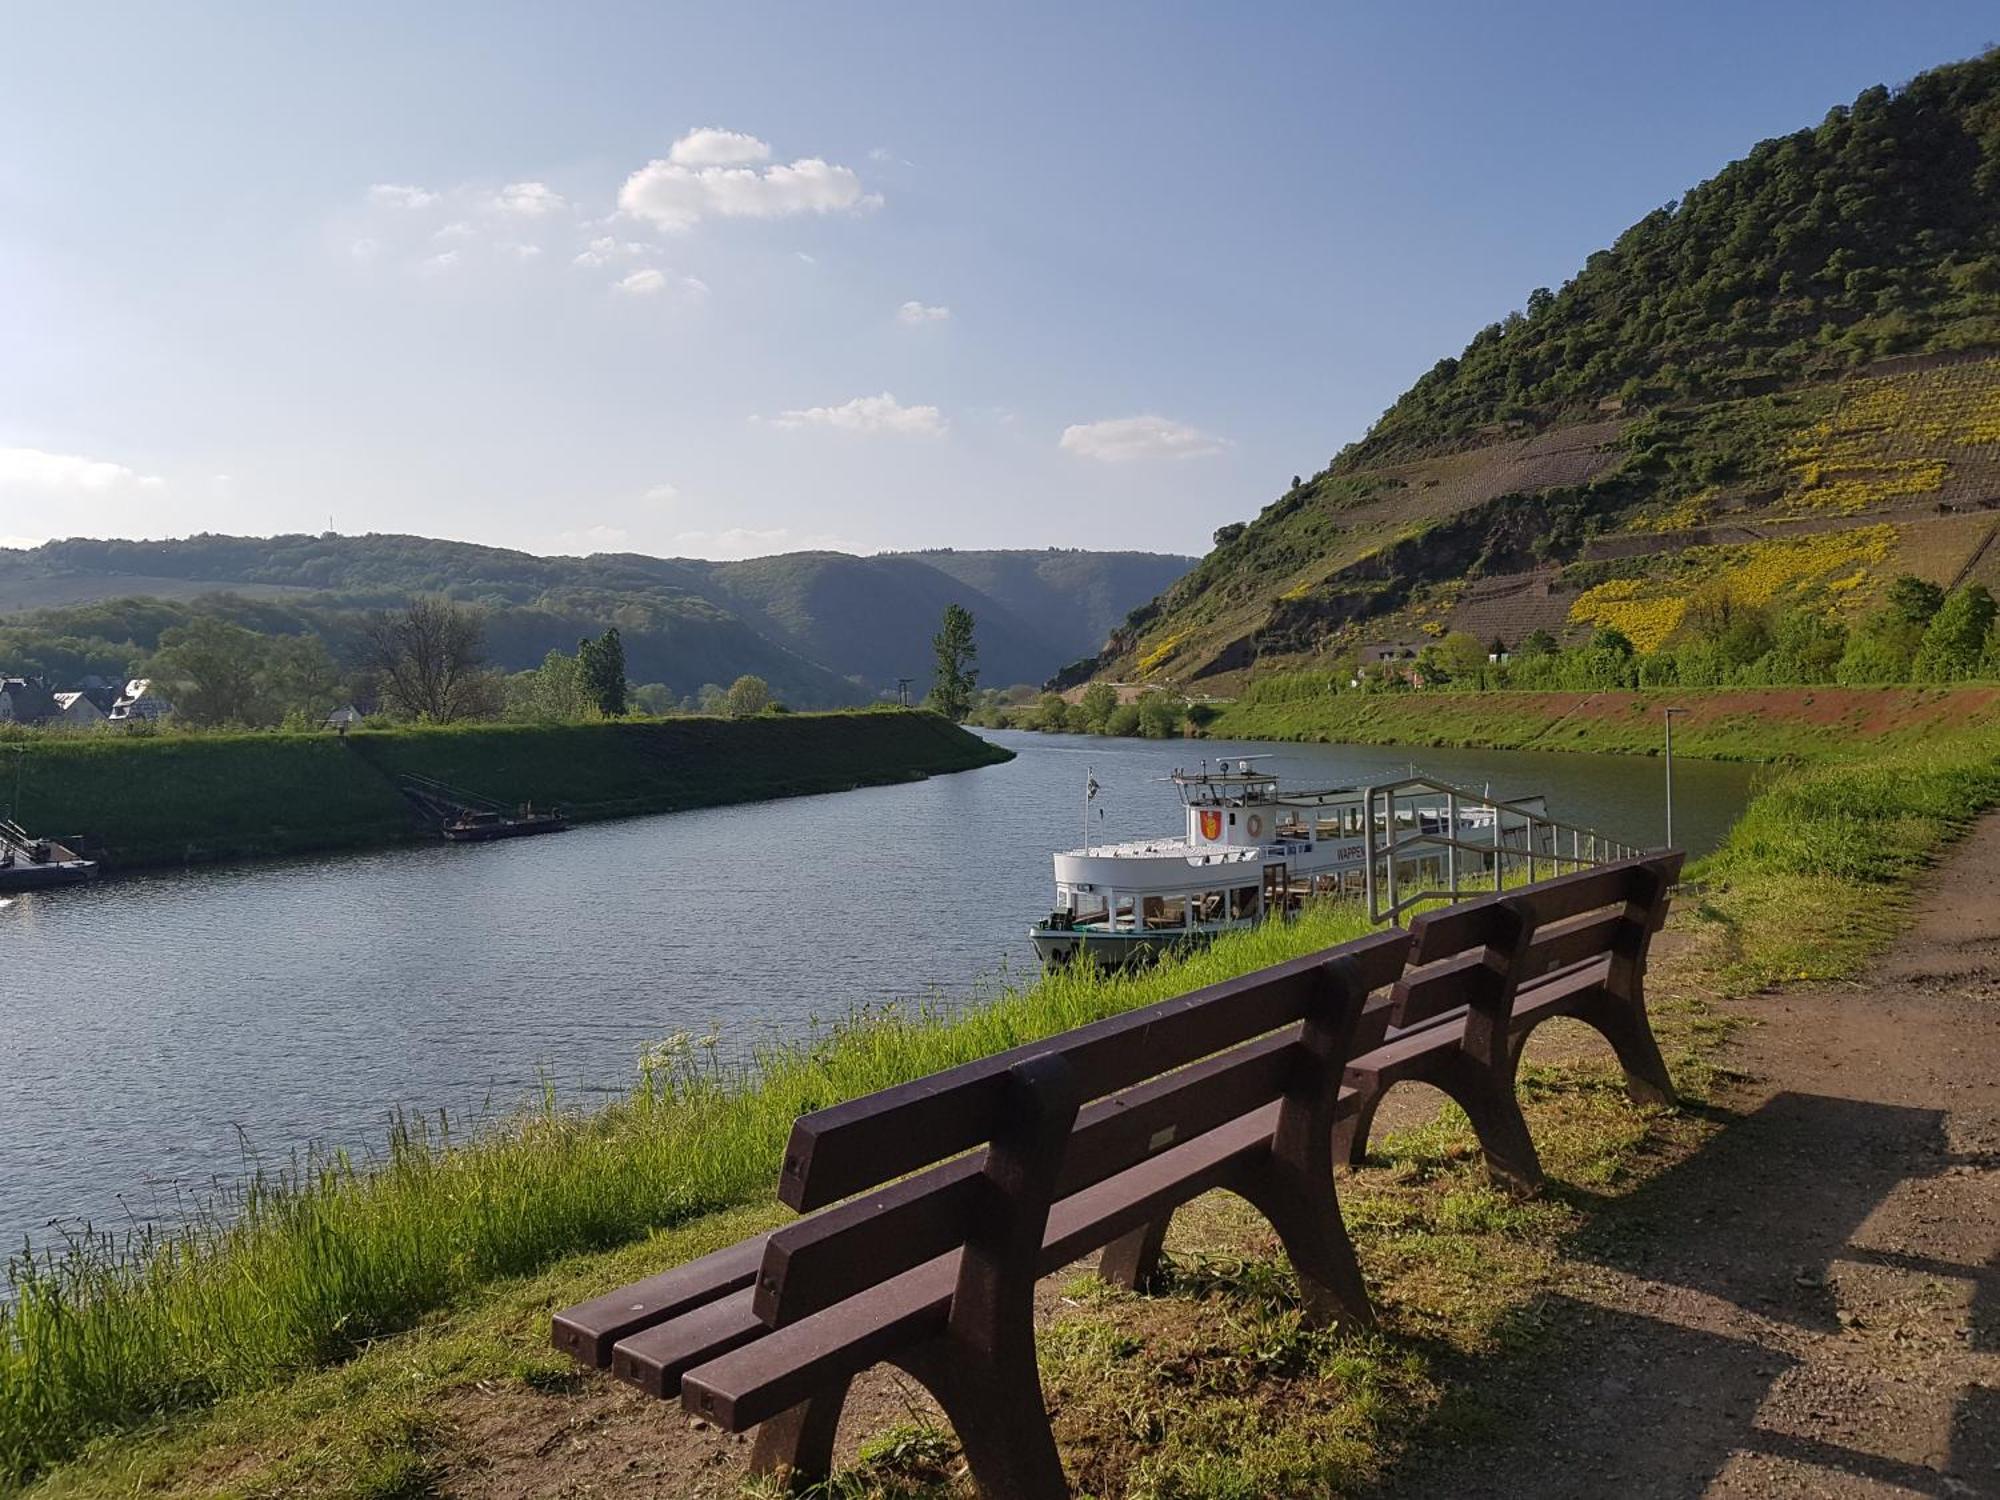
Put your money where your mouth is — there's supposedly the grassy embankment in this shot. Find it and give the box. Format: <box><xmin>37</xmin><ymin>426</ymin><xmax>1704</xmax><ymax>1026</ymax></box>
<box><xmin>8</xmin><ymin>716</ymin><xmax>2000</xmax><ymax>1496</ymax></box>
<box><xmin>1209</xmin><ymin>682</ymin><xmax>2000</xmax><ymax>762</ymax></box>
<box><xmin>3</xmin><ymin>709</ymin><xmax>1010</xmax><ymax>869</ymax></box>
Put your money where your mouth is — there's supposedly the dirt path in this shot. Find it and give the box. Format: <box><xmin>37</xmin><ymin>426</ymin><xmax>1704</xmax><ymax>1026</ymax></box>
<box><xmin>1380</xmin><ymin>816</ymin><xmax>2000</xmax><ymax>1499</ymax></box>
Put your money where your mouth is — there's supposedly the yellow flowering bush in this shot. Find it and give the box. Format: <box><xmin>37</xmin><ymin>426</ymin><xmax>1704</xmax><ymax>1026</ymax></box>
<box><xmin>1782</xmin><ymin>359</ymin><xmax>2000</xmax><ymax>513</ymax></box>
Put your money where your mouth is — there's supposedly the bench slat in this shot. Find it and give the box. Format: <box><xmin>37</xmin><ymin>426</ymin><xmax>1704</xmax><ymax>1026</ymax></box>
<box><xmin>780</xmin><ymin>932</ymin><xmax>1406</xmax><ymax>1211</ymax></box>
<box><xmin>1390</xmin><ymin>947</ymin><xmax>1508</xmax><ymax>1029</ymax></box>
<box><xmin>551</xmin><ymin>1234</ymin><xmax>767</xmax><ymax>1367</ymax></box>
<box><xmin>610</xmin><ymin>1287</ymin><xmax>770</xmax><ymax>1398</ymax></box>
<box><xmin>685</xmin><ymin>1105</ymin><xmax>1282</xmax><ymax>1429</ymax></box>
<box><xmin>754</xmin><ymin>1033</ymin><xmax>1301</xmax><ymax>1325</ymax></box>
<box><xmin>1521</xmin><ymin>909</ymin><xmax>1629</xmax><ymax>981</ymax></box>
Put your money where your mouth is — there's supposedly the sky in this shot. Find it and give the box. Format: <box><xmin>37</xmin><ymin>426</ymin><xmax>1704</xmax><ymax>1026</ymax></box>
<box><xmin>2</xmin><ymin>3</ymin><xmax>1995</xmax><ymax>562</ymax></box>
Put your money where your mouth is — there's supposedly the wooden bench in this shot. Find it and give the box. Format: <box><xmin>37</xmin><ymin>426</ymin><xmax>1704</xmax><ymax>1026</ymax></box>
<box><xmin>1332</xmin><ymin>851</ymin><xmax>1684</xmax><ymax>1192</ymax></box>
<box><xmin>553</xmin><ymin>928</ymin><xmax>1410</xmax><ymax>1498</ymax></box>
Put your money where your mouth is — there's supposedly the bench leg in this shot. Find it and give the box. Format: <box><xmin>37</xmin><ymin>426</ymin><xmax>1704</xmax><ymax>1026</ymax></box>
<box><xmin>1231</xmin><ymin>1163</ymin><xmax>1373</xmax><ymax>1331</ymax></box>
<box><xmin>1334</xmin><ymin>1080</ymin><xmax>1383</xmax><ymax>1168</ymax></box>
<box><xmin>747</xmin><ymin>1377</ymin><xmax>851</xmax><ymax>1492</ymax></box>
<box><xmin>1436</xmin><ymin>1055</ymin><xmax>1544</xmax><ymax>1194</ymax></box>
<box><xmin>896</xmin><ymin>1340</ymin><xmax>1069</xmax><ymax>1500</ymax></box>
<box><xmin>1579</xmin><ymin>996</ymin><xmax>1676</xmax><ymax>1108</ymax></box>
<box><xmin>1097</xmin><ymin>1218</ymin><xmax>1170</xmax><ymax>1291</ymax></box>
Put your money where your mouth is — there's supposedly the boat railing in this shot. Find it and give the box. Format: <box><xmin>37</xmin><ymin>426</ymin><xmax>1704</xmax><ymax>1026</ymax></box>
<box><xmin>1360</xmin><ymin>773</ymin><xmax>1647</xmax><ymax>927</ymax></box>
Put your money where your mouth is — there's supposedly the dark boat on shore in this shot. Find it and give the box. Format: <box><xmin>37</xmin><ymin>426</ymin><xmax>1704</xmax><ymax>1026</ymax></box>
<box><xmin>397</xmin><ymin>774</ymin><xmax>568</xmax><ymax>843</ymax></box>
<box><xmin>0</xmin><ymin>819</ymin><xmax>99</xmax><ymax>891</ymax></box>
<box><xmin>440</xmin><ymin>807</ymin><xmax>569</xmax><ymax>842</ymax></box>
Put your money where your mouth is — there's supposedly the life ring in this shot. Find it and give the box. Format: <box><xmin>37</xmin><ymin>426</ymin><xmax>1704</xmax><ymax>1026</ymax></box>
<box><xmin>1246</xmin><ymin>813</ymin><xmax>1264</xmax><ymax>839</ymax></box>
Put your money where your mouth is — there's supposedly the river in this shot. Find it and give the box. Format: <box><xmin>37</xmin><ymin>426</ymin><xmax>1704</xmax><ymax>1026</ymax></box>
<box><xmin>0</xmin><ymin>730</ymin><xmax>1755</xmax><ymax>1254</ymax></box>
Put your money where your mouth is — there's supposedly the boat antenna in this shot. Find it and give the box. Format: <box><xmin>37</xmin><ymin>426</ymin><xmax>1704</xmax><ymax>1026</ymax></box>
<box><xmin>1084</xmin><ymin>766</ymin><xmax>1099</xmax><ymax>856</ymax></box>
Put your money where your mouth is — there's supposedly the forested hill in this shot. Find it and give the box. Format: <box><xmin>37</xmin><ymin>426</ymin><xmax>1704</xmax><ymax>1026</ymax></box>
<box><xmin>1080</xmin><ymin>49</ymin><xmax>2000</xmax><ymax>691</ymax></box>
<box><xmin>0</xmin><ymin>534</ymin><xmax>1191</xmax><ymax>705</ymax></box>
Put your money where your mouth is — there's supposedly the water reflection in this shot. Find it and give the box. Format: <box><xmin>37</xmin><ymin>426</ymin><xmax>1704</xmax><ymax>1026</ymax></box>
<box><xmin>0</xmin><ymin>729</ymin><xmax>1754</xmax><ymax>1249</ymax></box>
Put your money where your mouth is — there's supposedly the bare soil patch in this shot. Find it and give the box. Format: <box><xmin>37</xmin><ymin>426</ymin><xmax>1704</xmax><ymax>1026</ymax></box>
<box><xmin>1379</xmin><ymin>816</ymin><xmax>2000</xmax><ymax>1499</ymax></box>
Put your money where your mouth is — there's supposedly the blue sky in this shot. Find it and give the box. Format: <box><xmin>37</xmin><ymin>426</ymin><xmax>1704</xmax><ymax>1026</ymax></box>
<box><xmin>2</xmin><ymin>3</ymin><xmax>1994</xmax><ymax>561</ymax></box>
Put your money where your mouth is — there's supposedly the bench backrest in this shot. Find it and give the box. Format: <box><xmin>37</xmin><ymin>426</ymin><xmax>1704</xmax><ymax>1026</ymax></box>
<box><xmin>755</xmin><ymin>928</ymin><xmax>1411</xmax><ymax>1326</ymax></box>
<box><xmin>1383</xmin><ymin>851</ymin><xmax>1683</xmax><ymax>1035</ymax></box>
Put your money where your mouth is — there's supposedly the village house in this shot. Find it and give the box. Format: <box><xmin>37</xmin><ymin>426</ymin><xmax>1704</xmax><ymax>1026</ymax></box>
<box><xmin>0</xmin><ymin>677</ymin><xmax>58</xmax><ymax>725</ymax></box>
<box><xmin>108</xmin><ymin>678</ymin><xmax>174</xmax><ymax>723</ymax></box>
<box><xmin>51</xmin><ymin>692</ymin><xmax>108</xmax><ymax>727</ymax></box>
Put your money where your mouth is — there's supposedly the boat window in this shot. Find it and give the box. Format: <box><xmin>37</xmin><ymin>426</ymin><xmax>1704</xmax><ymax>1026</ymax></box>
<box><xmin>1113</xmin><ymin>895</ymin><xmax>1136</xmax><ymax>929</ymax></box>
<box><xmin>1229</xmin><ymin>885</ymin><xmax>1259</xmax><ymax>920</ymax></box>
<box><xmin>1071</xmin><ymin>892</ymin><xmax>1108</xmax><ymax>925</ymax></box>
<box><xmin>1194</xmin><ymin>890</ymin><xmax>1226</xmax><ymax>924</ymax></box>
<box><xmin>1143</xmin><ymin>894</ymin><xmax>1187</xmax><ymax>930</ymax></box>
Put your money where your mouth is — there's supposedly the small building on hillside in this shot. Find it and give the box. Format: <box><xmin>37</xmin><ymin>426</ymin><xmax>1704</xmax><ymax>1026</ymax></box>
<box><xmin>51</xmin><ymin>692</ymin><xmax>107</xmax><ymax>727</ymax></box>
<box><xmin>108</xmin><ymin>678</ymin><xmax>174</xmax><ymax>723</ymax></box>
<box><xmin>324</xmin><ymin>704</ymin><xmax>365</xmax><ymax>732</ymax></box>
<box><xmin>73</xmin><ymin>675</ymin><xmax>122</xmax><ymax>714</ymax></box>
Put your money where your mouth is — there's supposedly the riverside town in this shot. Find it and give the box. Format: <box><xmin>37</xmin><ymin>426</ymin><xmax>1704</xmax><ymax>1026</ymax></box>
<box><xmin>3</xmin><ymin>11</ymin><xmax>1997</xmax><ymax>1499</ymax></box>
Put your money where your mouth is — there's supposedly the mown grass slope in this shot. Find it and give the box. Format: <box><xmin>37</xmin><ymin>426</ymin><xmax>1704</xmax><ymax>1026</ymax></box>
<box><xmin>7</xmin><ymin>710</ymin><xmax>1010</xmax><ymax>868</ymax></box>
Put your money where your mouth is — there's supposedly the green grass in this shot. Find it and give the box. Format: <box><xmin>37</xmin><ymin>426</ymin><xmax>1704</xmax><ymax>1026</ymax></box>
<box><xmin>1</xmin><ymin>709</ymin><xmax>1009</xmax><ymax>868</ymax></box>
<box><xmin>11</xmin><ymin>715</ymin><xmax>2000</xmax><ymax>1496</ymax></box>
<box><xmin>1210</xmin><ymin>684</ymin><xmax>2000</xmax><ymax>763</ymax></box>
<box><xmin>0</xmin><ymin>906</ymin><xmax>1374</xmax><ymax>1488</ymax></box>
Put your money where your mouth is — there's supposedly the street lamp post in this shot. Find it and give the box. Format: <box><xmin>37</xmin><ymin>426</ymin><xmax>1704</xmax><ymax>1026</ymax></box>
<box><xmin>1663</xmin><ymin>707</ymin><xmax>1688</xmax><ymax>849</ymax></box>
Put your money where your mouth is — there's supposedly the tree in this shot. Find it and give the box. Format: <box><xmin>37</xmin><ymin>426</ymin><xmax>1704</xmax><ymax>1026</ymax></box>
<box><xmin>1912</xmin><ymin>584</ymin><xmax>1997</xmax><ymax>682</ymax></box>
<box><xmin>146</xmin><ymin>617</ymin><xmax>272</xmax><ymax>726</ymax></box>
<box><xmin>724</xmin><ymin>674</ymin><xmax>772</xmax><ymax>716</ymax></box>
<box><xmin>577</xmin><ymin>628</ymin><xmax>628</xmax><ymax>717</ymax></box>
<box><xmin>1076</xmin><ymin>682</ymin><xmax>1118</xmax><ymax>732</ymax></box>
<box><xmin>928</xmin><ymin>603</ymin><xmax>979</xmax><ymax>720</ymax></box>
<box><xmin>696</xmin><ymin>682</ymin><xmax>728</xmax><ymax>714</ymax></box>
<box><xmin>1518</xmin><ymin>628</ymin><xmax>1559</xmax><ymax>658</ymax></box>
<box><xmin>1884</xmin><ymin>574</ymin><xmax>1945</xmax><ymax>626</ymax></box>
<box><xmin>267</xmin><ymin>634</ymin><xmax>343</xmax><ymax>721</ymax></box>
<box><xmin>360</xmin><ymin>597</ymin><xmax>494</xmax><ymax>723</ymax></box>
<box><xmin>1439</xmin><ymin>631</ymin><xmax>1489</xmax><ymax>679</ymax></box>
<box><xmin>630</xmin><ymin>682</ymin><xmax>676</xmax><ymax>716</ymax></box>
<box><xmin>509</xmin><ymin>649</ymin><xmax>597</xmax><ymax>722</ymax></box>
<box><xmin>1105</xmin><ymin>702</ymin><xmax>1142</xmax><ymax>737</ymax></box>
<box><xmin>1032</xmin><ymin>691</ymin><xmax>1071</xmax><ymax>731</ymax></box>
<box><xmin>1136</xmin><ymin>692</ymin><xmax>1183</xmax><ymax>738</ymax></box>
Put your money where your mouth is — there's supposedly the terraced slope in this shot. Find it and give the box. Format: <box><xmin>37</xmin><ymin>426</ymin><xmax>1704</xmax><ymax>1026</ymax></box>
<box><xmin>1079</xmin><ymin>50</ymin><xmax>2000</xmax><ymax>691</ymax></box>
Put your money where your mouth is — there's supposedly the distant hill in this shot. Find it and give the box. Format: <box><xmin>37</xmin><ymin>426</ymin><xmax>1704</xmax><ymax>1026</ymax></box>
<box><xmin>0</xmin><ymin>534</ymin><xmax>1193</xmax><ymax>704</ymax></box>
<box><xmin>1077</xmin><ymin>49</ymin><xmax>2000</xmax><ymax>689</ymax></box>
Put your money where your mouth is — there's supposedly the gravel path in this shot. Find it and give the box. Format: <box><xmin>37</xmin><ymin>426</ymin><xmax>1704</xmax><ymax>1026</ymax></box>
<box><xmin>1381</xmin><ymin>815</ymin><xmax>2000</xmax><ymax>1499</ymax></box>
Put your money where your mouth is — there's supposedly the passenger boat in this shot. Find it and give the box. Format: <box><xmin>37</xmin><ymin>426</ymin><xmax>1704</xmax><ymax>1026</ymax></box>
<box><xmin>1028</xmin><ymin>760</ymin><xmax>1548</xmax><ymax>970</ymax></box>
<box><xmin>0</xmin><ymin>820</ymin><xmax>99</xmax><ymax>891</ymax></box>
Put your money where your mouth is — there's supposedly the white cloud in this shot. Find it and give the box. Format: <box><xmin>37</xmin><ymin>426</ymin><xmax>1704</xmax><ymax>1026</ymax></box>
<box><xmin>770</xmin><ymin>392</ymin><xmax>945</xmax><ymax>437</ymax></box>
<box><xmin>1058</xmin><ymin>414</ymin><xmax>1230</xmax><ymax>463</ymax></box>
<box><xmin>643</xmin><ymin>483</ymin><xmax>680</xmax><ymax>503</ymax></box>
<box><xmin>667</xmin><ymin>128</ymin><xmax>772</xmax><ymax>168</ymax></box>
<box><xmin>349</xmin><ymin>237</ymin><xmax>381</xmax><ymax>259</ymax></box>
<box><xmin>614</xmin><ymin>268</ymin><xmax>668</xmax><ymax>296</ymax></box>
<box><xmin>668</xmin><ymin>526</ymin><xmax>861</xmax><ymax>560</ymax></box>
<box><xmin>573</xmin><ymin>235</ymin><xmax>651</xmax><ymax>267</ymax></box>
<box><xmin>619</xmin><ymin>144</ymin><xmax>876</xmax><ymax>230</ymax></box>
<box><xmin>0</xmin><ymin>446</ymin><xmax>166</xmax><ymax>493</ymax></box>
<box><xmin>682</xmin><ymin>275</ymin><xmax>711</xmax><ymax>296</ymax></box>
<box><xmin>506</xmin><ymin>243</ymin><xmax>544</xmax><ymax>259</ymax></box>
<box><xmin>421</xmin><ymin>250</ymin><xmax>461</xmax><ymax>273</ymax></box>
<box><xmin>896</xmin><ymin>300</ymin><xmax>950</xmax><ymax>325</ymax></box>
<box><xmin>433</xmin><ymin>221</ymin><xmax>476</xmax><ymax>240</ymax></box>
<box><xmin>492</xmin><ymin>180</ymin><xmax>566</xmax><ymax>217</ymax></box>
<box><xmin>369</xmin><ymin>183</ymin><xmax>438</xmax><ymax>209</ymax></box>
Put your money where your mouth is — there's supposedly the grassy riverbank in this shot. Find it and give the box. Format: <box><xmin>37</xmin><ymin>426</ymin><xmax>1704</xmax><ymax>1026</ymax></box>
<box><xmin>9</xmin><ymin>720</ymin><xmax>1999</xmax><ymax>1495</ymax></box>
<box><xmin>2</xmin><ymin>709</ymin><xmax>1009</xmax><ymax>868</ymax></box>
<box><xmin>1208</xmin><ymin>683</ymin><xmax>2000</xmax><ymax>761</ymax></box>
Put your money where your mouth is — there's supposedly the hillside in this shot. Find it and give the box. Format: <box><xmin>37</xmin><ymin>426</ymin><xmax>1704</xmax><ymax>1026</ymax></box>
<box><xmin>0</xmin><ymin>535</ymin><xmax>1191</xmax><ymax>705</ymax></box>
<box><xmin>1080</xmin><ymin>50</ymin><xmax>2000</xmax><ymax>691</ymax></box>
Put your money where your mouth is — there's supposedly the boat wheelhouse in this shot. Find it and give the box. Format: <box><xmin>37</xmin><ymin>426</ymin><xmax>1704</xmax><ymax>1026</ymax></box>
<box><xmin>1029</xmin><ymin>760</ymin><xmax>1553</xmax><ymax>969</ymax></box>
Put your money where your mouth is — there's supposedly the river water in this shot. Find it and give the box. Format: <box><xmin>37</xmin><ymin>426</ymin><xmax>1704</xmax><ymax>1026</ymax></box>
<box><xmin>0</xmin><ymin>730</ymin><xmax>1755</xmax><ymax>1254</ymax></box>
